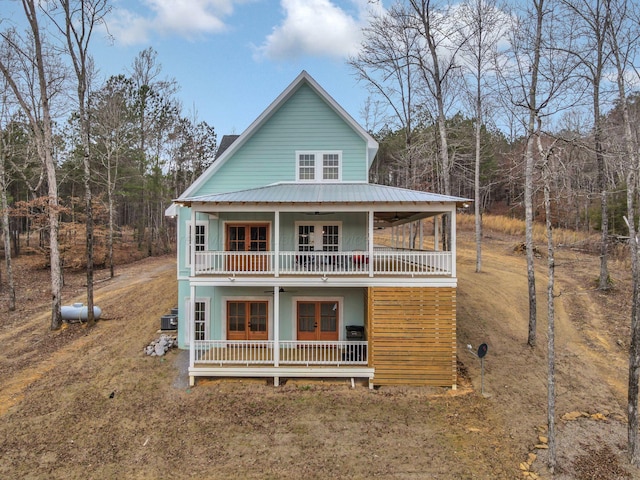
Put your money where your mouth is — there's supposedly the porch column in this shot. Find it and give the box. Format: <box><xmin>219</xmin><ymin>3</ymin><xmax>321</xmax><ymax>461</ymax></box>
<box><xmin>450</xmin><ymin>209</ymin><xmax>456</xmax><ymax>277</ymax></box>
<box><xmin>189</xmin><ymin>284</ymin><xmax>196</xmax><ymax>371</ymax></box>
<box><xmin>273</xmin><ymin>285</ymin><xmax>280</xmax><ymax>367</ymax></box>
<box><xmin>274</xmin><ymin>210</ymin><xmax>280</xmax><ymax>277</ymax></box>
<box><xmin>368</xmin><ymin>210</ymin><xmax>374</xmax><ymax>277</ymax></box>
<box><xmin>190</xmin><ymin>207</ymin><xmax>196</xmax><ymax>277</ymax></box>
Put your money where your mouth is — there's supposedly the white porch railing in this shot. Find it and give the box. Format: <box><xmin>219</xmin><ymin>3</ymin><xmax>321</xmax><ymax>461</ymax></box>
<box><xmin>193</xmin><ymin>340</ymin><xmax>368</xmax><ymax>366</ymax></box>
<box><xmin>194</xmin><ymin>340</ymin><xmax>274</xmax><ymax>365</ymax></box>
<box><xmin>194</xmin><ymin>250</ymin><xmax>451</xmax><ymax>276</ymax></box>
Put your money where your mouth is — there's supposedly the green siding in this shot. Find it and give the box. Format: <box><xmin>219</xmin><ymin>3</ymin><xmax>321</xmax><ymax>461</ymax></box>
<box><xmin>178</xmin><ymin>285</ymin><xmax>365</xmax><ymax>347</ymax></box>
<box><xmin>195</xmin><ymin>83</ymin><xmax>368</xmax><ymax>196</ymax></box>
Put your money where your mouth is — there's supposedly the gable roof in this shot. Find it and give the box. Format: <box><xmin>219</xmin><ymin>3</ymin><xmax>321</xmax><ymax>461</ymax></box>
<box><xmin>176</xmin><ymin>71</ymin><xmax>379</xmax><ymax>201</ymax></box>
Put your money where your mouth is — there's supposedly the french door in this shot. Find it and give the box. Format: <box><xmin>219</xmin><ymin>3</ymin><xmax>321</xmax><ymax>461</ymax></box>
<box><xmin>296</xmin><ymin>301</ymin><xmax>339</xmax><ymax>341</ymax></box>
<box><xmin>227</xmin><ymin>301</ymin><xmax>268</xmax><ymax>341</ymax></box>
<box><xmin>226</xmin><ymin>223</ymin><xmax>269</xmax><ymax>271</ymax></box>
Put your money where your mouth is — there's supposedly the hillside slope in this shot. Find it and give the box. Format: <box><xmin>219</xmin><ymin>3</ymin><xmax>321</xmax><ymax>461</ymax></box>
<box><xmin>0</xmin><ymin>230</ymin><xmax>637</xmax><ymax>479</ymax></box>
<box><xmin>457</xmin><ymin>229</ymin><xmax>634</xmax><ymax>478</ymax></box>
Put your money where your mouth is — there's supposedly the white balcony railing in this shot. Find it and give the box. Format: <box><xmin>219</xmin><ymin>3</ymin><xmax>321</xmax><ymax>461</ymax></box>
<box><xmin>194</xmin><ymin>250</ymin><xmax>451</xmax><ymax>276</ymax></box>
<box><xmin>193</xmin><ymin>340</ymin><xmax>368</xmax><ymax>366</ymax></box>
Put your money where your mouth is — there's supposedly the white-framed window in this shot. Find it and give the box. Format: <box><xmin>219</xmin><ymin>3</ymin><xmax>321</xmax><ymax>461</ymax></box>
<box><xmin>296</xmin><ymin>151</ymin><xmax>342</xmax><ymax>182</ymax></box>
<box><xmin>296</xmin><ymin>222</ymin><xmax>341</xmax><ymax>251</ymax></box>
<box><xmin>194</xmin><ymin>300</ymin><xmax>207</xmax><ymax>341</ymax></box>
<box><xmin>186</xmin><ymin>221</ymin><xmax>208</xmax><ymax>267</ymax></box>
<box><xmin>184</xmin><ymin>297</ymin><xmax>210</xmax><ymax>345</ymax></box>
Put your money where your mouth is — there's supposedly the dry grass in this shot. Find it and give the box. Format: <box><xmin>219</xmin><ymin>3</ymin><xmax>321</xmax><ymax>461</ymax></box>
<box><xmin>375</xmin><ymin>213</ymin><xmax>631</xmax><ymax>269</ymax></box>
<box><xmin>456</xmin><ymin>213</ymin><xmax>600</xmax><ymax>247</ymax></box>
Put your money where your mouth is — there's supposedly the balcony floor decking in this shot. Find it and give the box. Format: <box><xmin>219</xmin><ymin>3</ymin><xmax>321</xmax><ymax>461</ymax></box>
<box><xmin>188</xmin><ymin>365</ymin><xmax>376</xmax><ymax>387</ymax></box>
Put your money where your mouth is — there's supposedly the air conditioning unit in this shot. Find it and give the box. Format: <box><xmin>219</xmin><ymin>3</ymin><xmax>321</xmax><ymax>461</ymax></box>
<box><xmin>160</xmin><ymin>314</ymin><xmax>178</xmax><ymax>330</ymax></box>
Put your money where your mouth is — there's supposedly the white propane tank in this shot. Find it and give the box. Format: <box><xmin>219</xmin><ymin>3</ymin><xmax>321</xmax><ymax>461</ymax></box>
<box><xmin>61</xmin><ymin>302</ymin><xmax>102</xmax><ymax>321</ymax></box>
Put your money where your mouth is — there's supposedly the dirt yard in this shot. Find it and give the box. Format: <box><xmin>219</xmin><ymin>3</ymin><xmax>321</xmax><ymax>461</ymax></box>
<box><xmin>0</xmin><ymin>229</ymin><xmax>638</xmax><ymax>479</ymax></box>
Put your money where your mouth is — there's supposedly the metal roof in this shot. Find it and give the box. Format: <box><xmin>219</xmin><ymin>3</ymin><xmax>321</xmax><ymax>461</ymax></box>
<box><xmin>178</xmin><ymin>182</ymin><xmax>469</xmax><ymax>206</ymax></box>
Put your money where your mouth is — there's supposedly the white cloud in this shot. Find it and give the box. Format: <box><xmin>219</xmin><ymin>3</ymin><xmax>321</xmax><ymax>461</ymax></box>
<box><xmin>254</xmin><ymin>0</ymin><xmax>378</xmax><ymax>61</ymax></box>
<box><xmin>108</xmin><ymin>0</ymin><xmax>238</xmax><ymax>45</ymax></box>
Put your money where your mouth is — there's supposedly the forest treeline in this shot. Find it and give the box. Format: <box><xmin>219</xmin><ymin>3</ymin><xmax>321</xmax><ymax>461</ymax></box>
<box><xmin>2</xmin><ymin>48</ymin><xmax>217</xmax><ymax>258</ymax></box>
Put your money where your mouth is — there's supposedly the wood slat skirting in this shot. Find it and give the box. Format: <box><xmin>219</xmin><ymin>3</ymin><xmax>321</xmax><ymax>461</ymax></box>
<box><xmin>367</xmin><ymin>287</ymin><xmax>456</xmax><ymax>387</ymax></box>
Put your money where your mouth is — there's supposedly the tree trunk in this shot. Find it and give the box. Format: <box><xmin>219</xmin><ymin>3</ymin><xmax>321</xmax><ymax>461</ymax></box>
<box><xmin>56</xmin><ymin>0</ymin><xmax>109</xmax><ymax>327</ymax></box>
<box><xmin>0</xmin><ymin>141</ymin><xmax>16</xmax><ymax>311</ymax></box>
<box><xmin>542</xmin><ymin>139</ymin><xmax>557</xmax><ymax>471</ymax></box>
<box><xmin>22</xmin><ymin>0</ymin><xmax>63</xmax><ymax>330</ymax></box>
<box><xmin>524</xmin><ymin>0</ymin><xmax>545</xmax><ymax>348</ymax></box>
<box><xmin>606</xmin><ymin>0</ymin><xmax>640</xmax><ymax>462</ymax></box>
<box><xmin>474</xmin><ymin>77</ymin><xmax>482</xmax><ymax>273</ymax></box>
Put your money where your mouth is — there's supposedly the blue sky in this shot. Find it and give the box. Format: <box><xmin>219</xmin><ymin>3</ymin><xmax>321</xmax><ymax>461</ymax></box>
<box><xmin>90</xmin><ymin>0</ymin><xmax>384</xmax><ymax>138</ymax></box>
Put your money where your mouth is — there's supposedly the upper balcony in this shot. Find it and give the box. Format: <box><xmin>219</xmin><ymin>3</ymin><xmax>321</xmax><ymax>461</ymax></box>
<box><xmin>193</xmin><ymin>248</ymin><xmax>452</xmax><ymax>277</ymax></box>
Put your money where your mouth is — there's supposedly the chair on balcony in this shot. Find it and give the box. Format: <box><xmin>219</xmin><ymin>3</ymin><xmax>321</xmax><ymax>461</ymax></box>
<box><xmin>352</xmin><ymin>252</ymin><xmax>369</xmax><ymax>270</ymax></box>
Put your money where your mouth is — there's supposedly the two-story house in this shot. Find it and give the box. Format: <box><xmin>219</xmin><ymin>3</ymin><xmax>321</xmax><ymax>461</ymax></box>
<box><xmin>167</xmin><ymin>71</ymin><xmax>467</xmax><ymax>389</ymax></box>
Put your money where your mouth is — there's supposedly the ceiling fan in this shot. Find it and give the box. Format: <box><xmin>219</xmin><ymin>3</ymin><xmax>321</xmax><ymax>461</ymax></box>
<box><xmin>303</xmin><ymin>211</ymin><xmax>334</xmax><ymax>216</ymax></box>
<box><xmin>263</xmin><ymin>287</ymin><xmax>298</xmax><ymax>293</ymax></box>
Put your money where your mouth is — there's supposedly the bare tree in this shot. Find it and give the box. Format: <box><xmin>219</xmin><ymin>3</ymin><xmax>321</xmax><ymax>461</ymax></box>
<box><xmin>408</xmin><ymin>0</ymin><xmax>463</xmax><ymax>198</ymax></box>
<box><xmin>458</xmin><ymin>0</ymin><xmax>509</xmax><ymax>272</ymax></box>
<box><xmin>605</xmin><ymin>0</ymin><xmax>640</xmax><ymax>464</ymax></box>
<box><xmin>540</xmin><ymin>135</ymin><xmax>560</xmax><ymax>471</ymax></box>
<box><xmin>47</xmin><ymin>0</ymin><xmax>109</xmax><ymax>326</ymax></box>
<box><xmin>92</xmin><ymin>75</ymin><xmax>134</xmax><ymax>278</ymax></box>
<box><xmin>0</xmin><ymin>88</ymin><xmax>16</xmax><ymax>311</ymax></box>
<box><xmin>560</xmin><ymin>0</ymin><xmax>612</xmax><ymax>290</ymax></box>
<box><xmin>499</xmin><ymin>0</ymin><xmax>578</xmax><ymax>347</ymax></box>
<box><xmin>350</xmin><ymin>3</ymin><xmax>422</xmax><ymax>188</ymax></box>
<box><xmin>0</xmin><ymin>0</ymin><xmax>65</xmax><ymax>329</ymax></box>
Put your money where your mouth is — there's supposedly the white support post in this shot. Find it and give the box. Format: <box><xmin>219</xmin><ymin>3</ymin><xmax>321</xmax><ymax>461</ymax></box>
<box><xmin>274</xmin><ymin>210</ymin><xmax>280</xmax><ymax>277</ymax></box>
<box><xmin>189</xmin><ymin>284</ymin><xmax>196</xmax><ymax>372</ymax></box>
<box><xmin>450</xmin><ymin>209</ymin><xmax>457</xmax><ymax>278</ymax></box>
<box><xmin>190</xmin><ymin>208</ymin><xmax>196</xmax><ymax>277</ymax></box>
<box><xmin>273</xmin><ymin>285</ymin><xmax>280</xmax><ymax>368</ymax></box>
<box><xmin>368</xmin><ymin>210</ymin><xmax>374</xmax><ymax>277</ymax></box>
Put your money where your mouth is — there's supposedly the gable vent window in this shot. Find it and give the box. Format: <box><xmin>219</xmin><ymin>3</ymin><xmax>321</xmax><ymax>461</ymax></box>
<box><xmin>297</xmin><ymin>151</ymin><xmax>341</xmax><ymax>182</ymax></box>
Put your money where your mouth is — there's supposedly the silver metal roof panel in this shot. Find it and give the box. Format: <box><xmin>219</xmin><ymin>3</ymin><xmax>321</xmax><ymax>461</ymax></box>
<box><xmin>179</xmin><ymin>182</ymin><xmax>469</xmax><ymax>206</ymax></box>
